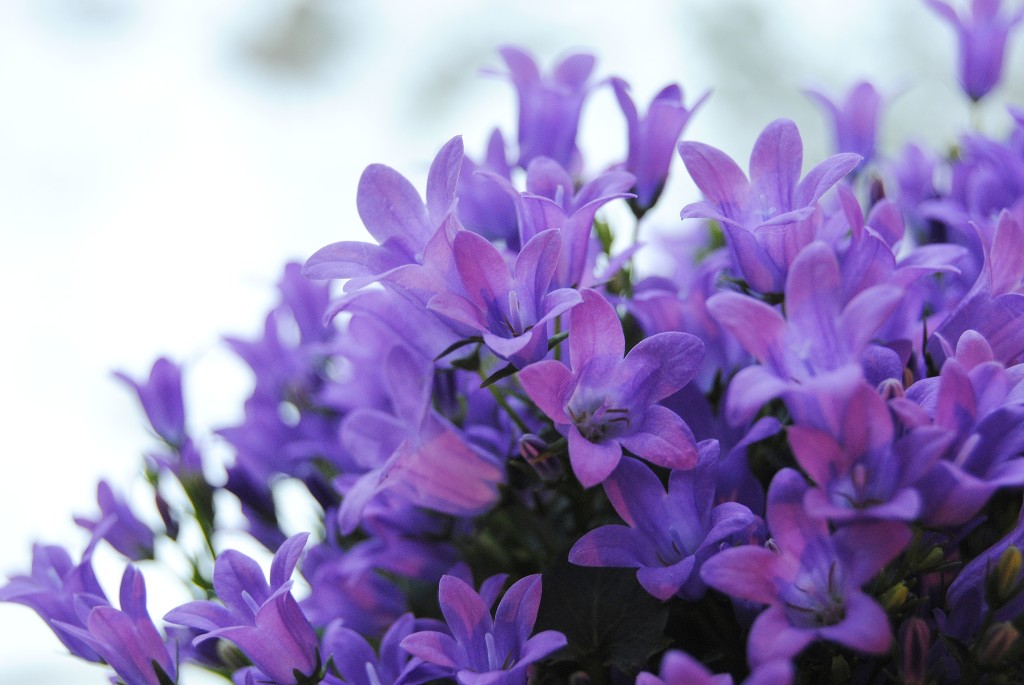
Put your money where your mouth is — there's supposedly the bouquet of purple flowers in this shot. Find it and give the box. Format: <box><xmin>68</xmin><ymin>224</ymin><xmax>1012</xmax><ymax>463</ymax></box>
<box><xmin>6</xmin><ymin>1</ymin><xmax>1024</xmax><ymax>683</ymax></box>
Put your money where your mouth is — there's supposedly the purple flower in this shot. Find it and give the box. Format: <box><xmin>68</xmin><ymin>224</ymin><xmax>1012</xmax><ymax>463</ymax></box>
<box><xmin>322</xmin><ymin>614</ymin><xmax>445</xmax><ymax>685</ymax></box>
<box><xmin>637</xmin><ymin>650</ymin><xmax>794</xmax><ymax>685</ymax></box>
<box><xmin>0</xmin><ymin>539</ymin><xmax>109</xmax><ymax>661</ymax></box>
<box><xmin>924</xmin><ymin>0</ymin><xmax>1024</xmax><ymax>101</ymax></box>
<box><xmin>164</xmin><ymin>533</ymin><xmax>321</xmax><ymax>685</ymax></box>
<box><xmin>707</xmin><ymin>241</ymin><xmax>903</xmax><ymax>427</ymax></box>
<box><xmin>115</xmin><ymin>357</ymin><xmax>189</xmax><ymax>452</ymax></box>
<box><xmin>74</xmin><ymin>480</ymin><xmax>156</xmax><ymax>560</ymax></box>
<box><xmin>519</xmin><ymin>289</ymin><xmax>703</xmax><ymax>487</ymax></box>
<box><xmin>569</xmin><ymin>448</ymin><xmax>763</xmax><ymax>601</ymax></box>
<box><xmin>54</xmin><ymin>566</ymin><xmax>178</xmax><ymax>685</ymax></box>
<box><xmin>400</xmin><ymin>574</ymin><xmax>567</xmax><ymax>685</ymax></box>
<box><xmin>427</xmin><ymin>228</ymin><xmax>582</xmax><ymax>367</ymax></box>
<box><xmin>457</xmin><ymin>129</ymin><xmax>519</xmax><ymax>248</ymax></box>
<box><xmin>804</xmin><ymin>81</ymin><xmax>883</xmax><ymax>171</ymax></box>
<box><xmin>611</xmin><ymin>78</ymin><xmax>708</xmax><ymax>211</ymax></box>
<box><xmin>497</xmin><ymin>47</ymin><xmax>596</xmax><ymax>171</ymax></box>
<box><xmin>700</xmin><ymin>469</ymin><xmax>910</xmax><ymax>667</ymax></box>
<box><xmin>304</xmin><ymin>136</ymin><xmax>464</xmax><ymax>291</ymax></box>
<box><xmin>679</xmin><ymin>119</ymin><xmax>860</xmax><ymax>293</ymax></box>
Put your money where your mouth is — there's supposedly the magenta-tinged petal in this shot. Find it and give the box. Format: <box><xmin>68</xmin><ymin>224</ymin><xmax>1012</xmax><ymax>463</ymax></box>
<box><xmin>426</xmin><ymin>136</ymin><xmax>464</xmax><ymax>227</ymax></box>
<box><xmin>765</xmin><ymin>469</ymin><xmax>828</xmax><ymax>560</ymax></box>
<box><xmin>749</xmin><ymin>119</ymin><xmax>803</xmax><ymax>215</ymax></box>
<box><xmin>356</xmin><ymin>164</ymin><xmax>432</xmax><ymax>249</ymax></box>
<box><xmin>515</xmin><ymin>229</ymin><xmax>562</xmax><ymax>304</ymax></box>
<box><xmin>793</xmin><ymin>153</ymin><xmax>861</xmax><ymax>207</ymax></box>
<box><xmin>834</xmin><ymin>521</ymin><xmax>911</xmax><ymax>585</ymax></box>
<box><xmin>721</xmin><ymin>222</ymin><xmax>784</xmax><ymax>293</ymax></box>
<box><xmin>746</xmin><ymin>659</ymin><xmax>795</xmax><ymax>685</ymax></box>
<box><xmin>637</xmin><ymin>557</ymin><xmax>697</xmax><ymax>601</ymax></box>
<box><xmin>787</xmin><ymin>426</ymin><xmax>846</xmax><ymax>487</ymax></box>
<box><xmin>839</xmin><ymin>284</ymin><xmax>903</xmax><ymax>353</ymax></box>
<box><xmin>618</xmin><ymin>405</ymin><xmax>698</xmax><ymax>471</ymax></box>
<box><xmin>429</xmin><ymin>292</ymin><xmax>492</xmax><ymax>331</ymax></box>
<box><xmin>699</xmin><ymin>545</ymin><xmax>781</xmax><ymax>605</ymax></box>
<box><xmin>494</xmin><ymin>574</ymin><xmax>542</xmax><ymax>648</ymax></box>
<box><xmin>619</xmin><ymin>332</ymin><xmax>704</xmax><ymax>404</ymax></box>
<box><xmin>438</xmin><ymin>575</ymin><xmax>492</xmax><ymax>653</ymax></box>
<box><xmin>706</xmin><ymin>292</ymin><xmax>786</xmax><ymax>364</ymax></box>
<box><xmin>384</xmin><ymin>346</ymin><xmax>432</xmax><ymax>427</ymax></box>
<box><xmin>568</xmin><ymin>289</ymin><xmax>625</xmax><ymax>368</ymax></box>
<box><xmin>678</xmin><ymin>141</ymin><xmax>749</xmax><ymax>220</ymax></box>
<box><xmin>724</xmin><ymin>365</ymin><xmax>789</xmax><ymax>426</ymax></box>
<box><xmin>819</xmin><ymin>590</ymin><xmax>892</xmax><ymax>655</ymax></box>
<box><xmin>568</xmin><ymin>426</ymin><xmax>622</xmax><ymax>488</ymax></box>
<box><xmin>569</xmin><ymin>524</ymin><xmax>647</xmax><ymax>567</ymax></box>
<box><xmin>747</xmin><ymin>605</ymin><xmax>816</xmax><ymax>666</ymax></box>
<box><xmin>601</xmin><ymin>455</ymin><xmax>667</xmax><ymax>529</ymax></box>
<box><xmin>518</xmin><ymin>360</ymin><xmax>574</xmax><ymax>423</ymax></box>
<box><xmin>785</xmin><ymin>242</ymin><xmax>841</xmax><ymax>337</ymax></box>
<box><xmin>400</xmin><ymin>630</ymin><xmax>461</xmax><ymax>670</ymax></box>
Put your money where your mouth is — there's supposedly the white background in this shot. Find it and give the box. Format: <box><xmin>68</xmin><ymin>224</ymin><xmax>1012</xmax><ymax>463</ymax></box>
<box><xmin>0</xmin><ymin>0</ymin><xmax>1020</xmax><ymax>682</ymax></box>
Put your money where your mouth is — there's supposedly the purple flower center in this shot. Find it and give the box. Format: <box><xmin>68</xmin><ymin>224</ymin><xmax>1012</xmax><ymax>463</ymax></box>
<box><xmin>566</xmin><ymin>391</ymin><xmax>631</xmax><ymax>442</ymax></box>
<box><xmin>780</xmin><ymin>561</ymin><xmax>846</xmax><ymax>628</ymax></box>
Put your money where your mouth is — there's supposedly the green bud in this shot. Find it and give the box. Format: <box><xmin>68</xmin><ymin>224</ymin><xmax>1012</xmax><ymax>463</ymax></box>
<box><xmin>976</xmin><ymin>622</ymin><xmax>1022</xmax><ymax>666</ymax></box>
<box><xmin>918</xmin><ymin>545</ymin><xmax>945</xmax><ymax>572</ymax></box>
<box><xmin>994</xmin><ymin>546</ymin><xmax>1024</xmax><ymax>604</ymax></box>
<box><xmin>216</xmin><ymin>639</ymin><xmax>251</xmax><ymax>672</ymax></box>
<box><xmin>881</xmin><ymin>582</ymin><xmax>910</xmax><ymax>612</ymax></box>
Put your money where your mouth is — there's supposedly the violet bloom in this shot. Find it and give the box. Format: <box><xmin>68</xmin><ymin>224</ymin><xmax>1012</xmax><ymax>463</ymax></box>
<box><xmin>679</xmin><ymin>118</ymin><xmax>861</xmax><ymax>293</ymax></box>
<box><xmin>0</xmin><ymin>539</ymin><xmax>109</xmax><ymax>661</ymax></box>
<box><xmin>519</xmin><ymin>289</ymin><xmax>704</xmax><ymax>487</ymax></box>
<box><xmin>706</xmin><ymin>241</ymin><xmax>903</xmax><ymax>427</ymax></box>
<box><xmin>498</xmin><ymin>46</ymin><xmax>595</xmax><ymax>171</ymax></box>
<box><xmin>457</xmin><ymin>129</ymin><xmax>519</xmax><ymax>248</ymax></box>
<box><xmin>321</xmin><ymin>614</ymin><xmax>445</xmax><ymax>685</ymax></box>
<box><xmin>569</xmin><ymin>448</ymin><xmax>763</xmax><ymax>601</ymax></box>
<box><xmin>74</xmin><ymin>480</ymin><xmax>155</xmax><ymax>561</ymax></box>
<box><xmin>427</xmin><ymin>228</ymin><xmax>582</xmax><ymax>367</ymax></box>
<box><xmin>115</xmin><ymin>357</ymin><xmax>187</xmax><ymax>449</ymax></box>
<box><xmin>701</xmin><ymin>469</ymin><xmax>911</xmax><ymax>667</ymax></box>
<box><xmin>804</xmin><ymin>81</ymin><xmax>883</xmax><ymax>171</ymax></box>
<box><xmin>400</xmin><ymin>574</ymin><xmax>567</xmax><ymax>685</ymax></box>
<box><xmin>164</xmin><ymin>533</ymin><xmax>322</xmax><ymax>685</ymax></box>
<box><xmin>636</xmin><ymin>649</ymin><xmax>794</xmax><ymax>685</ymax></box>
<box><xmin>611</xmin><ymin>78</ymin><xmax>708</xmax><ymax>212</ymax></box>
<box><xmin>304</xmin><ymin>136</ymin><xmax>463</xmax><ymax>291</ymax></box>
<box><xmin>54</xmin><ymin>566</ymin><xmax>178</xmax><ymax>685</ymax></box>
<box><xmin>924</xmin><ymin>0</ymin><xmax>1024</xmax><ymax>101</ymax></box>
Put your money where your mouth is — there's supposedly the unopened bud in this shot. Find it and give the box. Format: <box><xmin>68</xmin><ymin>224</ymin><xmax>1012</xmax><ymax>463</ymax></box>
<box><xmin>918</xmin><ymin>545</ymin><xmax>945</xmax><ymax>572</ymax></box>
<box><xmin>518</xmin><ymin>434</ymin><xmax>564</xmax><ymax>482</ymax></box>
<box><xmin>880</xmin><ymin>582</ymin><xmax>910</xmax><ymax>612</ymax></box>
<box><xmin>899</xmin><ymin>617</ymin><xmax>930</xmax><ymax>685</ymax></box>
<box><xmin>992</xmin><ymin>546</ymin><xmax>1024</xmax><ymax>605</ymax></box>
<box><xmin>976</xmin><ymin>622</ymin><xmax>1021</xmax><ymax>666</ymax></box>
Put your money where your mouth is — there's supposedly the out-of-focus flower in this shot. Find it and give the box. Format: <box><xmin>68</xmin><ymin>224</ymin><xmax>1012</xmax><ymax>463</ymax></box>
<box><xmin>924</xmin><ymin>0</ymin><xmax>1024</xmax><ymax>101</ymax></box>
<box><xmin>74</xmin><ymin>480</ymin><xmax>156</xmax><ymax>560</ymax></box>
<box><xmin>805</xmin><ymin>81</ymin><xmax>883</xmax><ymax>171</ymax></box>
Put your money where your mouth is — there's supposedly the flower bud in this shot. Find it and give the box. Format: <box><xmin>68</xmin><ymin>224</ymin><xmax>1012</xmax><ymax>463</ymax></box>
<box><xmin>899</xmin><ymin>617</ymin><xmax>930</xmax><ymax>685</ymax></box>
<box><xmin>987</xmin><ymin>545</ymin><xmax>1024</xmax><ymax>606</ymax></box>
<box><xmin>518</xmin><ymin>434</ymin><xmax>564</xmax><ymax>481</ymax></box>
<box><xmin>880</xmin><ymin>582</ymin><xmax>910</xmax><ymax>612</ymax></box>
<box><xmin>976</xmin><ymin>622</ymin><xmax>1022</xmax><ymax>666</ymax></box>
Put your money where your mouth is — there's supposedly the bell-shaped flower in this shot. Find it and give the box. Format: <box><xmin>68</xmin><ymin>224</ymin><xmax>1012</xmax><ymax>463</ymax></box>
<box><xmin>54</xmin><ymin>566</ymin><xmax>177</xmax><ymax>685</ymax></box>
<box><xmin>74</xmin><ymin>480</ymin><xmax>156</xmax><ymax>561</ymax></box>
<box><xmin>0</xmin><ymin>537</ymin><xmax>110</xmax><ymax>662</ymax></box>
<box><xmin>519</xmin><ymin>289</ymin><xmax>703</xmax><ymax>487</ymax></box>
<box><xmin>679</xmin><ymin>119</ymin><xmax>860</xmax><ymax>293</ymax></box>
<box><xmin>497</xmin><ymin>46</ymin><xmax>595</xmax><ymax>171</ymax></box>
<box><xmin>165</xmin><ymin>533</ymin><xmax>321</xmax><ymax>685</ymax></box>
<box><xmin>700</xmin><ymin>469</ymin><xmax>911</xmax><ymax>667</ymax></box>
<box><xmin>322</xmin><ymin>613</ymin><xmax>446</xmax><ymax>685</ymax></box>
<box><xmin>707</xmin><ymin>241</ymin><xmax>903</xmax><ymax>427</ymax></box>
<box><xmin>456</xmin><ymin>129</ymin><xmax>519</xmax><ymax>248</ymax></box>
<box><xmin>924</xmin><ymin>0</ymin><xmax>1024</xmax><ymax>101</ymax></box>
<box><xmin>804</xmin><ymin>81</ymin><xmax>883</xmax><ymax>171</ymax></box>
<box><xmin>427</xmin><ymin>228</ymin><xmax>582</xmax><ymax>367</ymax></box>
<box><xmin>304</xmin><ymin>136</ymin><xmax>464</xmax><ymax>291</ymax></box>
<box><xmin>788</xmin><ymin>381</ymin><xmax>952</xmax><ymax>523</ymax></box>
<box><xmin>611</xmin><ymin>78</ymin><xmax>708</xmax><ymax>212</ymax></box>
<box><xmin>335</xmin><ymin>345</ymin><xmax>503</xmax><ymax>533</ymax></box>
<box><xmin>569</xmin><ymin>448</ymin><xmax>763</xmax><ymax>601</ymax></box>
<box><xmin>400</xmin><ymin>574</ymin><xmax>567</xmax><ymax>685</ymax></box>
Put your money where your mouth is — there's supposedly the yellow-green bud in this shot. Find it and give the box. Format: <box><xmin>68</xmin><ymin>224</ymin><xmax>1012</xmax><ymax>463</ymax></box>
<box><xmin>994</xmin><ymin>546</ymin><xmax>1023</xmax><ymax>604</ymax></box>
<box><xmin>881</xmin><ymin>582</ymin><xmax>910</xmax><ymax>612</ymax></box>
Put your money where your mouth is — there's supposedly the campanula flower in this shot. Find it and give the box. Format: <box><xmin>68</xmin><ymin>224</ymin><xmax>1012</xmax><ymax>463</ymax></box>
<box><xmin>519</xmin><ymin>289</ymin><xmax>703</xmax><ymax>487</ymax></box>
<box><xmin>637</xmin><ymin>649</ymin><xmax>794</xmax><ymax>685</ymax></box>
<box><xmin>74</xmin><ymin>480</ymin><xmax>155</xmax><ymax>560</ymax></box>
<box><xmin>700</xmin><ymin>469</ymin><xmax>911</xmax><ymax>666</ymax></box>
<box><xmin>924</xmin><ymin>0</ymin><xmax>1024</xmax><ymax>101</ymax></box>
<box><xmin>805</xmin><ymin>82</ymin><xmax>883</xmax><ymax>171</ymax></box>
<box><xmin>400</xmin><ymin>574</ymin><xmax>567</xmax><ymax>685</ymax></box>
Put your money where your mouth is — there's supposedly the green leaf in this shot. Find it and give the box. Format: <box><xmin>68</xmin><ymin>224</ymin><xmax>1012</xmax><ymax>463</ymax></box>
<box><xmin>535</xmin><ymin>561</ymin><xmax>670</xmax><ymax>677</ymax></box>
<box><xmin>434</xmin><ymin>336</ymin><xmax>483</xmax><ymax>361</ymax></box>
<box><xmin>547</xmin><ymin>331</ymin><xmax>569</xmax><ymax>350</ymax></box>
<box><xmin>480</xmin><ymin>363</ymin><xmax>517</xmax><ymax>388</ymax></box>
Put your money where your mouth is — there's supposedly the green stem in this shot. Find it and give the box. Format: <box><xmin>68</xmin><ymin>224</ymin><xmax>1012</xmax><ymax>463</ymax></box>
<box><xmin>480</xmin><ymin>369</ymin><xmax>530</xmax><ymax>433</ymax></box>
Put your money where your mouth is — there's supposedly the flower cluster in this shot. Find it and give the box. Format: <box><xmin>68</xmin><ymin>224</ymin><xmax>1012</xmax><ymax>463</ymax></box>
<box><xmin>6</xmin><ymin>3</ymin><xmax>1024</xmax><ymax>684</ymax></box>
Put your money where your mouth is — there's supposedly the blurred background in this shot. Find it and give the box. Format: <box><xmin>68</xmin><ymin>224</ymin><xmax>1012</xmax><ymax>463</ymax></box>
<box><xmin>0</xmin><ymin>0</ymin><xmax>1020</xmax><ymax>681</ymax></box>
